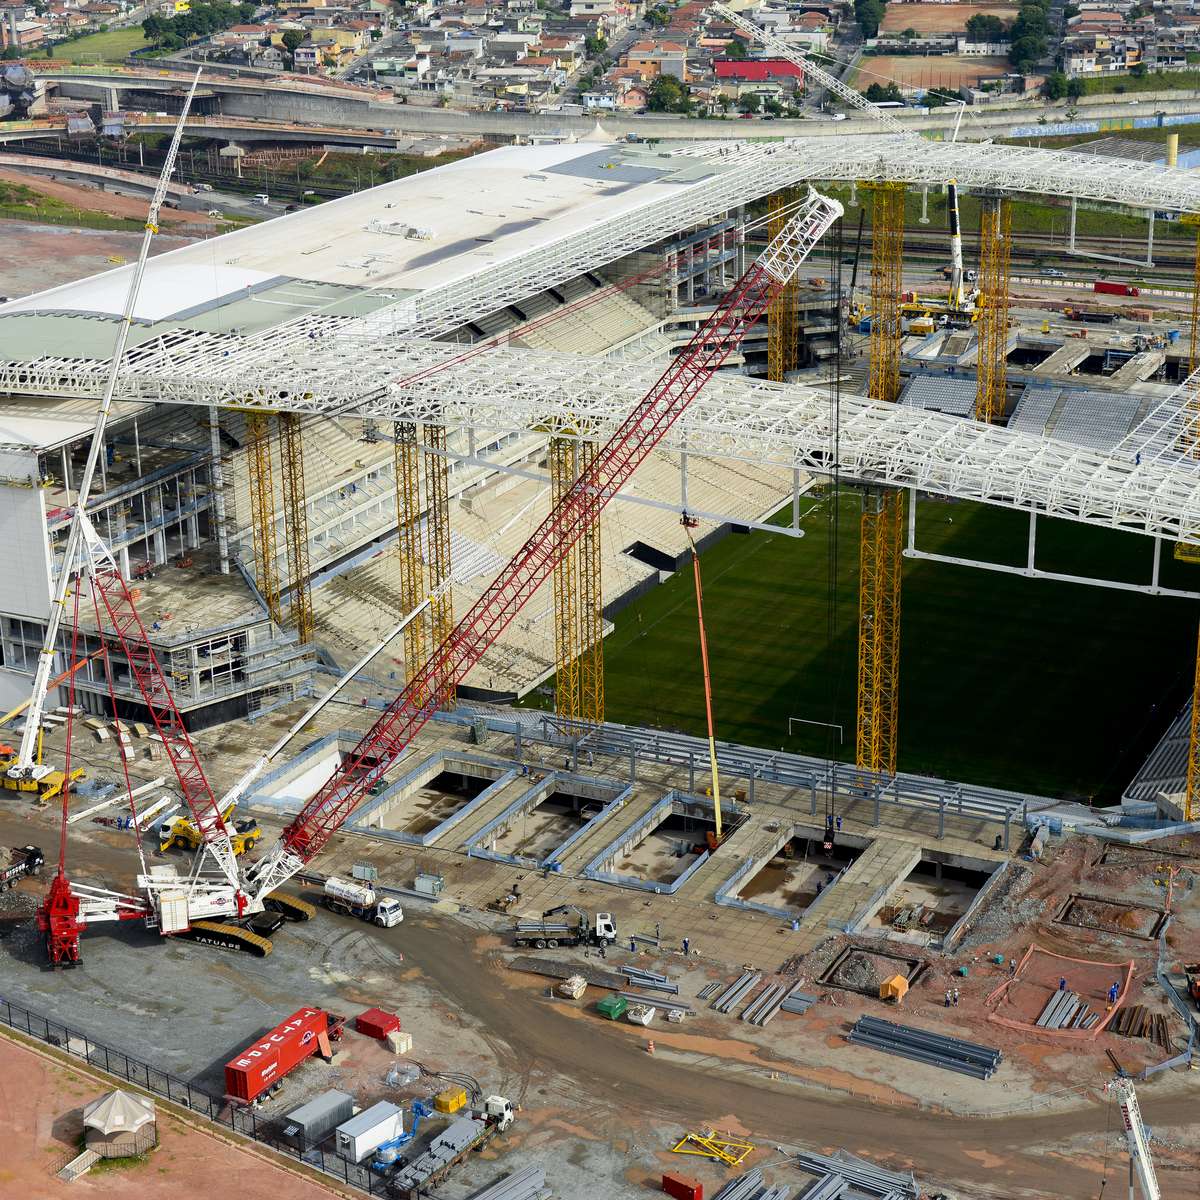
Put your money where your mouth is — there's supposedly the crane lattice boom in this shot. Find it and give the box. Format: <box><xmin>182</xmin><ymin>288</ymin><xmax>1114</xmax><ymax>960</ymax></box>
<box><xmin>245</xmin><ymin>189</ymin><xmax>843</xmax><ymax>901</ymax></box>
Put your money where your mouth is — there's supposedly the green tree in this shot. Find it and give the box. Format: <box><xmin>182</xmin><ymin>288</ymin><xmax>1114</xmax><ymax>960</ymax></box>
<box><xmin>965</xmin><ymin>13</ymin><xmax>1006</xmax><ymax>40</ymax></box>
<box><xmin>737</xmin><ymin>91</ymin><xmax>761</xmax><ymax>113</ymax></box>
<box><xmin>645</xmin><ymin>5</ymin><xmax>669</xmax><ymax>26</ymax></box>
<box><xmin>855</xmin><ymin>0</ymin><xmax>886</xmax><ymax>38</ymax></box>
<box><xmin>646</xmin><ymin>73</ymin><xmax>690</xmax><ymax>112</ymax></box>
<box><xmin>1066</xmin><ymin>76</ymin><xmax>1084</xmax><ymax>99</ymax></box>
<box><xmin>1043</xmin><ymin>69</ymin><xmax>1067</xmax><ymax>98</ymax></box>
<box><xmin>724</xmin><ymin>38</ymin><xmax>747</xmax><ymax>58</ymax></box>
<box><xmin>1</xmin><ymin>45</ymin><xmax>18</xmax><ymax>60</ymax></box>
<box><xmin>864</xmin><ymin>81</ymin><xmax>902</xmax><ymax>102</ymax></box>
<box><xmin>281</xmin><ymin>28</ymin><xmax>306</xmax><ymax>53</ymax></box>
<box><xmin>584</xmin><ymin>32</ymin><xmax>606</xmax><ymax>55</ymax></box>
<box><xmin>1008</xmin><ymin>34</ymin><xmax>1045</xmax><ymax>71</ymax></box>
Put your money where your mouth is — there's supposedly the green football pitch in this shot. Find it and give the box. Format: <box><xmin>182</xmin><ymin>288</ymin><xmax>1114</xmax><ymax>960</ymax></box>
<box><xmin>523</xmin><ymin>493</ymin><xmax>1200</xmax><ymax>801</ymax></box>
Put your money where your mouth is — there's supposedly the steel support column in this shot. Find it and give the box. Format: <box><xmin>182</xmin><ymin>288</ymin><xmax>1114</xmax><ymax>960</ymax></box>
<box><xmin>767</xmin><ymin>189</ymin><xmax>799</xmax><ymax>383</ymax></box>
<box><xmin>577</xmin><ymin>437</ymin><xmax>604</xmax><ymax>724</ymax></box>
<box><xmin>425</xmin><ymin>422</ymin><xmax>454</xmax><ymax>709</ymax></box>
<box><xmin>244</xmin><ymin>411</ymin><xmax>281</xmax><ymax>624</ymax></box>
<box><xmin>857</xmin><ymin>181</ymin><xmax>906</xmax><ymax>776</ymax></box>
<box><xmin>975</xmin><ymin>194</ymin><xmax>1011</xmax><ymax>424</ymax></box>
<box><xmin>393</xmin><ymin>420</ymin><xmax>426</xmax><ymax>688</ymax></box>
<box><xmin>550</xmin><ymin>435</ymin><xmax>581</xmax><ymax>721</ymax></box>
<box><xmin>278</xmin><ymin>413</ymin><xmax>313</xmax><ymax>642</ymax></box>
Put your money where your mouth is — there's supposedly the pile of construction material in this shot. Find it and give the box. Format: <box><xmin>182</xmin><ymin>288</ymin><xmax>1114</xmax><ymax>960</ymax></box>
<box><xmin>510</xmin><ymin>956</ymin><xmax>628</xmax><ymax>991</ymax></box>
<box><xmin>779</xmin><ymin>992</ymin><xmax>819</xmax><ymax>1016</ymax></box>
<box><xmin>794</xmin><ymin>1149</ymin><xmax>918</xmax><ymax>1198</ymax></box>
<box><xmin>1109</xmin><ymin>1004</ymin><xmax>1174</xmax><ymax>1050</ymax></box>
<box><xmin>1035</xmin><ymin>990</ymin><xmax>1102</xmax><ymax>1033</ymax></box>
<box><xmin>466</xmin><ymin>1165</ymin><xmax>550</xmax><ymax>1200</ymax></box>
<box><xmin>622</xmin><ymin>965</ymin><xmax>678</xmax><ymax>994</ymax></box>
<box><xmin>708</xmin><ymin>972</ymin><xmax>761</xmax><ymax>1013</ymax></box>
<box><xmin>712</xmin><ymin>1169</ymin><xmax>790</xmax><ymax>1200</ymax></box>
<box><xmin>848</xmin><ymin>1016</ymin><xmax>1002</xmax><ymax>1080</ymax></box>
<box><xmin>741</xmin><ymin>982</ymin><xmax>808</xmax><ymax>1027</ymax></box>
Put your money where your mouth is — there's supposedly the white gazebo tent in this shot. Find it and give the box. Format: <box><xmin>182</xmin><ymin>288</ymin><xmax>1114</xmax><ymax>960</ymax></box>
<box><xmin>82</xmin><ymin>1090</ymin><xmax>157</xmax><ymax>1158</ymax></box>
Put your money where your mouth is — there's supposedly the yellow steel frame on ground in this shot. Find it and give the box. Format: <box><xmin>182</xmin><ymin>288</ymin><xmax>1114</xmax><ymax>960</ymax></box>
<box><xmin>975</xmin><ymin>196</ymin><xmax>1011</xmax><ymax>424</ymax></box>
<box><xmin>672</xmin><ymin>1132</ymin><xmax>754</xmax><ymax>1167</ymax></box>
<box><xmin>857</xmin><ymin>182</ymin><xmax>905</xmax><ymax>776</ymax></box>
<box><xmin>767</xmin><ymin>189</ymin><xmax>799</xmax><ymax>383</ymax></box>
<box><xmin>244</xmin><ymin>410</ymin><xmax>282</xmax><ymax>625</ymax></box>
<box><xmin>577</xmin><ymin>437</ymin><xmax>604</xmax><ymax>724</ymax></box>
<box><xmin>393</xmin><ymin>420</ymin><xmax>426</xmax><ymax>695</ymax></box>
<box><xmin>425</xmin><ymin>422</ymin><xmax>455</xmax><ymax>708</ymax></box>
<box><xmin>550</xmin><ymin>435</ymin><xmax>582</xmax><ymax>721</ymax></box>
<box><xmin>277</xmin><ymin>413</ymin><xmax>313</xmax><ymax>642</ymax></box>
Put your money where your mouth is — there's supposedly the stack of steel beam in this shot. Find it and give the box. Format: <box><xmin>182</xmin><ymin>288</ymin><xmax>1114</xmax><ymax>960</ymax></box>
<box><xmin>712</xmin><ymin>1169</ymin><xmax>790</xmax><ymax>1200</ymax></box>
<box><xmin>698</xmin><ymin>981</ymin><xmax>723</xmax><ymax>1001</ymax></box>
<box><xmin>741</xmin><ymin>981</ymin><xmax>803</xmax><ymax>1026</ymax></box>
<box><xmin>796</xmin><ymin>1174</ymin><xmax>846</xmax><ymax>1200</ymax></box>
<box><xmin>711</xmin><ymin>972</ymin><xmax>761</xmax><ymax>1013</ymax></box>
<box><xmin>779</xmin><ymin>991</ymin><xmax>819</xmax><ymax>1015</ymax></box>
<box><xmin>617</xmin><ymin>992</ymin><xmax>695</xmax><ymax>1015</ymax></box>
<box><xmin>794</xmin><ymin>1150</ymin><xmax>918</xmax><ymax>1198</ymax></box>
<box><xmin>1036</xmin><ymin>990</ymin><xmax>1099</xmax><ymax>1031</ymax></box>
<box><xmin>466</xmin><ymin>1165</ymin><xmax>549</xmax><ymax>1200</ymax></box>
<box><xmin>621</xmin><ymin>965</ymin><xmax>679</xmax><ymax>994</ymax></box>
<box><xmin>848</xmin><ymin>1017</ymin><xmax>1001</xmax><ymax>1080</ymax></box>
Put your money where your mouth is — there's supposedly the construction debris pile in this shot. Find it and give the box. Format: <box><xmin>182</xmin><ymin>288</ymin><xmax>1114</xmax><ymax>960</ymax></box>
<box><xmin>848</xmin><ymin>1016</ymin><xmax>1002</xmax><ymax>1080</ymax></box>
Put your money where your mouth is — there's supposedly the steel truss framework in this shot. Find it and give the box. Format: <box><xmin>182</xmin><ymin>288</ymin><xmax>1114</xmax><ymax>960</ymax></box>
<box><xmin>243</xmin><ymin>411</ymin><xmax>281</xmax><ymax>625</ymax></box>
<box><xmin>425</xmin><ymin>422</ymin><xmax>454</xmax><ymax>708</ymax></box>
<box><xmin>975</xmin><ymin>196</ymin><xmax>1012</xmax><ymax>425</ymax></box>
<box><xmin>549</xmin><ymin>435</ymin><xmax>581</xmax><ymax>721</ymax></box>
<box><xmin>393</xmin><ymin>420</ymin><xmax>426</xmax><ymax>693</ymax></box>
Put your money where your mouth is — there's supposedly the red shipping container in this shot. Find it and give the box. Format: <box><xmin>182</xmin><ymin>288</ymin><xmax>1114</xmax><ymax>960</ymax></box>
<box><xmin>224</xmin><ymin>1007</ymin><xmax>333</xmax><ymax>1104</ymax></box>
<box><xmin>662</xmin><ymin>1173</ymin><xmax>702</xmax><ymax>1200</ymax></box>
<box><xmin>1093</xmin><ymin>281</ymin><xmax>1139</xmax><ymax>297</ymax></box>
<box><xmin>355</xmin><ymin>1007</ymin><xmax>401</xmax><ymax>1040</ymax></box>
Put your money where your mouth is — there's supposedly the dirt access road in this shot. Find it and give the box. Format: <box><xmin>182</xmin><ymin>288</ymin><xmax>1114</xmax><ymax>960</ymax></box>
<box><xmin>400</xmin><ymin>914</ymin><xmax>1196</xmax><ymax>1200</ymax></box>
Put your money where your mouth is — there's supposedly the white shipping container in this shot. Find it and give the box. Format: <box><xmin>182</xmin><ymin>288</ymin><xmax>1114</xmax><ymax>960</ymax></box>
<box><xmin>335</xmin><ymin>1100</ymin><xmax>404</xmax><ymax>1163</ymax></box>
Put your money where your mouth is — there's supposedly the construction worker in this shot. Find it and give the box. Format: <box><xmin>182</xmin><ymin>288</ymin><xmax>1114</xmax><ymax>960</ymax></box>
<box><xmin>952</xmin><ymin>988</ymin><xmax>960</xmax><ymax>1007</ymax></box>
<box><xmin>630</xmin><ymin>938</ymin><xmax>637</xmax><ymax>953</ymax></box>
<box><xmin>682</xmin><ymin>937</ymin><xmax>690</xmax><ymax>956</ymax></box>
<box><xmin>835</xmin><ymin>815</ymin><xmax>843</xmax><ymax>833</ymax></box>
<box><xmin>1059</xmin><ymin>976</ymin><xmax>1067</xmax><ymax>992</ymax></box>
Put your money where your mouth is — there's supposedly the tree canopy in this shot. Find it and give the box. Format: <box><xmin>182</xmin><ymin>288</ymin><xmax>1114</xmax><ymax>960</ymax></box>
<box><xmin>142</xmin><ymin>0</ymin><xmax>257</xmax><ymax>49</ymax></box>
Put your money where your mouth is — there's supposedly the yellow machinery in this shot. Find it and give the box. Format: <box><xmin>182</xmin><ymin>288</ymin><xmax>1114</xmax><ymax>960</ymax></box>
<box><xmin>244</xmin><ymin>410</ymin><xmax>282</xmax><ymax>625</ymax></box>
<box><xmin>975</xmin><ymin>194</ymin><xmax>1012</xmax><ymax>424</ymax></box>
<box><xmin>672</xmin><ymin>1131</ymin><xmax>754</xmax><ymax>1167</ymax></box>
<box><xmin>856</xmin><ymin>182</ymin><xmax>905</xmax><ymax>778</ymax></box>
<box><xmin>161</xmin><ymin>801</ymin><xmax>260</xmax><ymax>855</ymax></box>
<box><xmin>278</xmin><ymin>413</ymin><xmax>314</xmax><ymax>642</ymax></box>
<box><xmin>767</xmin><ymin>188</ymin><xmax>800</xmax><ymax>383</ymax></box>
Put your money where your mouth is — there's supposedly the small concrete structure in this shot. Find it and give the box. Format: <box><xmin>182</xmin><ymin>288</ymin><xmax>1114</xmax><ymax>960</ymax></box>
<box><xmin>82</xmin><ymin>1090</ymin><xmax>157</xmax><ymax>1158</ymax></box>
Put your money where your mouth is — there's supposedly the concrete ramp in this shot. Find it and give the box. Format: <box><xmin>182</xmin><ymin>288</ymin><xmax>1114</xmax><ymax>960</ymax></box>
<box><xmin>1037</xmin><ymin>342</ymin><xmax>1091</xmax><ymax>376</ymax></box>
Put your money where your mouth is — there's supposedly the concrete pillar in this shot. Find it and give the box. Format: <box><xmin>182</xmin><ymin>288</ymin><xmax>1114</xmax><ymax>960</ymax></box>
<box><xmin>1168</xmin><ymin>131</ymin><xmax>1179</xmax><ymax>168</ymax></box>
<box><xmin>919</xmin><ymin>184</ymin><xmax>930</xmax><ymax>225</ymax></box>
<box><xmin>209</xmin><ymin>407</ymin><xmax>230</xmax><ymax>574</ymax></box>
<box><xmin>1068</xmin><ymin>196</ymin><xmax>1077</xmax><ymax>253</ymax></box>
<box><xmin>149</xmin><ymin>485</ymin><xmax>166</xmax><ymax>563</ymax></box>
<box><xmin>1145</xmin><ymin>207</ymin><xmax>1155</xmax><ymax>268</ymax></box>
<box><xmin>850</xmin><ymin>181</ymin><xmax>858</xmax><ymax>208</ymax></box>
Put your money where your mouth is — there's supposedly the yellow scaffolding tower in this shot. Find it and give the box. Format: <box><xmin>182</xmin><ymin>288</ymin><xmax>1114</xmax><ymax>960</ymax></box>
<box><xmin>393</xmin><ymin>420</ymin><xmax>426</xmax><ymax>691</ymax></box>
<box><xmin>425</xmin><ymin>422</ymin><xmax>455</xmax><ymax>709</ymax></box>
<box><xmin>244</xmin><ymin>411</ymin><xmax>282</xmax><ymax>625</ymax></box>
<box><xmin>277</xmin><ymin>413</ymin><xmax>314</xmax><ymax>642</ymax></box>
<box><xmin>577</xmin><ymin>437</ymin><xmax>604</xmax><ymax>725</ymax></box>
<box><xmin>857</xmin><ymin>182</ymin><xmax>906</xmax><ymax>776</ymax></box>
<box><xmin>767</xmin><ymin>189</ymin><xmax>799</xmax><ymax>383</ymax></box>
<box><xmin>550</xmin><ymin>436</ymin><xmax>581</xmax><ymax>721</ymax></box>
<box><xmin>975</xmin><ymin>195</ymin><xmax>1012</xmax><ymax>424</ymax></box>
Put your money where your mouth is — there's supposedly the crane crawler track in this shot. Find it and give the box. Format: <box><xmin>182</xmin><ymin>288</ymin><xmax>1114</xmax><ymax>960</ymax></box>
<box><xmin>180</xmin><ymin>921</ymin><xmax>273</xmax><ymax>957</ymax></box>
<box><xmin>265</xmin><ymin>890</ymin><xmax>316</xmax><ymax>921</ymax></box>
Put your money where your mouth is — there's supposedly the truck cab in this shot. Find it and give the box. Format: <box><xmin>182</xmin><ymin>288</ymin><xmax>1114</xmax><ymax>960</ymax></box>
<box><xmin>481</xmin><ymin>1095</ymin><xmax>515</xmax><ymax>1132</ymax></box>
<box><xmin>374</xmin><ymin>897</ymin><xmax>404</xmax><ymax>928</ymax></box>
<box><xmin>594</xmin><ymin>913</ymin><xmax>616</xmax><ymax>944</ymax></box>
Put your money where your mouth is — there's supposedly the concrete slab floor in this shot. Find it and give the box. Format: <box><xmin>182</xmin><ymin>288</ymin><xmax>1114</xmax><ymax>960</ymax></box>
<box><xmin>490</xmin><ymin>798</ymin><xmax>580</xmax><ymax>861</ymax></box>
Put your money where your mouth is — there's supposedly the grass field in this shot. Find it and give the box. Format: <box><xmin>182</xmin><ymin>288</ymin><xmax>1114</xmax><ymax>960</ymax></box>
<box><xmin>32</xmin><ymin>27</ymin><xmax>148</xmax><ymax>63</ymax></box>
<box><xmin>1077</xmin><ymin>69</ymin><xmax>1200</xmax><ymax>96</ymax></box>
<box><xmin>531</xmin><ymin>494</ymin><xmax>1200</xmax><ymax>801</ymax></box>
<box><xmin>879</xmin><ymin>2</ymin><xmax>1016</xmax><ymax>34</ymax></box>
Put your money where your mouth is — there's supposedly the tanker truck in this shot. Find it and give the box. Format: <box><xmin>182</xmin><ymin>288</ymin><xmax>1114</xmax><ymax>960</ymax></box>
<box><xmin>321</xmin><ymin>877</ymin><xmax>404</xmax><ymax>927</ymax></box>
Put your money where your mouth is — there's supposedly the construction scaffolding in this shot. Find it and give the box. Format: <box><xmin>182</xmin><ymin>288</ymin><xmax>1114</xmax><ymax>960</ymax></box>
<box><xmin>425</xmin><ymin>422</ymin><xmax>454</xmax><ymax>708</ymax></box>
<box><xmin>393</xmin><ymin>420</ymin><xmax>426</xmax><ymax>692</ymax></box>
<box><xmin>767</xmin><ymin>189</ymin><xmax>800</xmax><ymax>383</ymax></box>
<box><xmin>277</xmin><ymin>413</ymin><xmax>314</xmax><ymax>642</ymax></box>
<box><xmin>577</xmin><ymin>438</ymin><xmax>604</xmax><ymax>724</ymax></box>
<box><xmin>244</xmin><ymin>411</ymin><xmax>282</xmax><ymax>625</ymax></box>
<box><xmin>975</xmin><ymin>195</ymin><xmax>1012</xmax><ymax>424</ymax></box>
<box><xmin>857</xmin><ymin>182</ymin><xmax>906</xmax><ymax>776</ymax></box>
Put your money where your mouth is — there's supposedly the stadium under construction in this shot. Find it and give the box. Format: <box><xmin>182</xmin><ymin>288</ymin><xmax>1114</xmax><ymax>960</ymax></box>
<box><xmin>1</xmin><ymin>107</ymin><xmax>1200</xmax><ymax>1200</ymax></box>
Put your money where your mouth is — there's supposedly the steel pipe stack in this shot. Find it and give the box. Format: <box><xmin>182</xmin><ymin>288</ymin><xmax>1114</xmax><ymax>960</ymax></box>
<box><xmin>1036</xmin><ymin>990</ymin><xmax>1099</xmax><ymax>1030</ymax></box>
<box><xmin>848</xmin><ymin>1016</ymin><xmax>1002</xmax><ymax>1080</ymax></box>
<box><xmin>466</xmin><ymin>1165</ymin><xmax>549</xmax><ymax>1200</ymax></box>
<box><xmin>794</xmin><ymin>1150</ymin><xmax>918</xmax><ymax>1198</ymax></box>
<box><xmin>712</xmin><ymin>1170</ymin><xmax>793</xmax><ymax>1200</ymax></box>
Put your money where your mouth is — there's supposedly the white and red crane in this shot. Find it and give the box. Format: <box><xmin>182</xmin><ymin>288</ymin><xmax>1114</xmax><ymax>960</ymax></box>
<box><xmin>33</xmin><ymin>174</ymin><xmax>842</xmax><ymax>962</ymax></box>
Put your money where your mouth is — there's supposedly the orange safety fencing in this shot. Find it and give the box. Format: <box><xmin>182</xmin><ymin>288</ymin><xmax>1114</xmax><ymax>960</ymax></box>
<box><xmin>986</xmin><ymin>943</ymin><xmax>1135</xmax><ymax>1041</ymax></box>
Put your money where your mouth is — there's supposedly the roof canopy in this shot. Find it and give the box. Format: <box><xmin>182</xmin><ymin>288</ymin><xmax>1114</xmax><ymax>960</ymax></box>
<box><xmin>82</xmin><ymin>1090</ymin><xmax>156</xmax><ymax>1135</ymax></box>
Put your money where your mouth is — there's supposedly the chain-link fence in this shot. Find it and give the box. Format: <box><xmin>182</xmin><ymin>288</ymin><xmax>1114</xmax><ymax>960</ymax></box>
<box><xmin>0</xmin><ymin>995</ymin><xmax>393</xmax><ymax>1195</ymax></box>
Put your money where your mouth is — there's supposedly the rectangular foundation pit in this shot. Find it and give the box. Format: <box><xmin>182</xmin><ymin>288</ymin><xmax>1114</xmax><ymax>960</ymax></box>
<box><xmin>740</xmin><ymin>834</ymin><xmax>864</xmax><ymax>909</ymax></box>
<box><xmin>583</xmin><ymin>791</ymin><xmax>744</xmax><ymax>894</ymax></box>
<box><xmin>869</xmin><ymin>857</ymin><xmax>993</xmax><ymax>941</ymax></box>
<box><xmin>350</xmin><ymin>751</ymin><xmax>518</xmax><ymax>847</ymax></box>
<box><xmin>818</xmin><ymin>944</ymin><xmax>928</xmax><ymax>997</ymax></box>
<box><xmin>1055</xmin><ymin>893</ymin><xmax>1168</xmax><ymax>941</ymax></box>
<box><xmin>464</xmin><ymin>774</ymin><xmax>629</xmax><ymax>868</ymax></box>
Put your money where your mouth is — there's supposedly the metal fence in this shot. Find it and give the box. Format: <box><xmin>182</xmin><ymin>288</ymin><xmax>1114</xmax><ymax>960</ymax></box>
<box><xmin>0</xmin><ymin>996</ymin><xmax>391</xmax><ymax>1195</ymax></box>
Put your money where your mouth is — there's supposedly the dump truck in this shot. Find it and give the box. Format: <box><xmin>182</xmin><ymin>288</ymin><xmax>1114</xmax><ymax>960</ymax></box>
<box><xmin>512</xmin><ymin>904</ymin><xmax>616</xmax><ymax>949</ymax></box>
<box><xmin>0</xmin><ymin>845</ymin><xmax>43</xmax><ymax>890</ymax></box>
<box><xmin>322</xmin><ymin>877</ymin><xmax>404</xmax><ymax>928</ymax></box>
<box><xmin>161</xmin><ymin>802</ymin><xmax>260</xmax><ymax>856</ymax></box>
<box><xmin>389</xmin><ymin>1096</ymin><xmax>515</xmax><ymax>1196</ymax></box>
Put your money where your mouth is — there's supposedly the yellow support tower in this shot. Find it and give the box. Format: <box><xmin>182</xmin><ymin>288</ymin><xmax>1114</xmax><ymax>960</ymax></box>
<box><xmin>393</xmin><ymin>420</ymin><xmax>426</xmax><ymax>690</ymax></box>
<box><xmin>549</xmin><ymin>435</ymin><xmax>582</xmax><ymax>722</ymax></box>
<box><xmin>767</xmin><ymin>189</ymin><xmax>799</xmax><ymax>383</ymax></box>
<box><xmin>975</xmin><ymin>195</ymin><xmax>1012</xmax><ymax>424</ymax></box>
<box><xmin>277</xmin><ymin>414</ymin><xmax>314</xmax><ymax>642</ymax></box>
<box><xmin>577</xmin><ymin>437</ymin><xmax>604</xmax><ymax>725</ymax></box>
<box><xmin>244</xmin><ymin>411</ymin><xmax>282</xmax><ymax>625</ymax></box>
<box><xmin>425</xmin><ymin>422</ymin><xmax>455</xmax><ymax>709</ymax></box>
<box><xmin>857</xmin><ymin>181</ymin><xmax>906</xmax><ymax>776</ymax></box>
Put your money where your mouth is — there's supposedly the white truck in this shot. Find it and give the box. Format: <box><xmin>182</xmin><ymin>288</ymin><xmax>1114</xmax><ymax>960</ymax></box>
<box><xmin>513</xmin><ymin>905</ymin><xmax>616</xmax><ymax>949</ymax></box>
<box><xmin>322</xmin><ymin>877</ymin><xmax>404</xmax><ymax>928</ymax></box>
